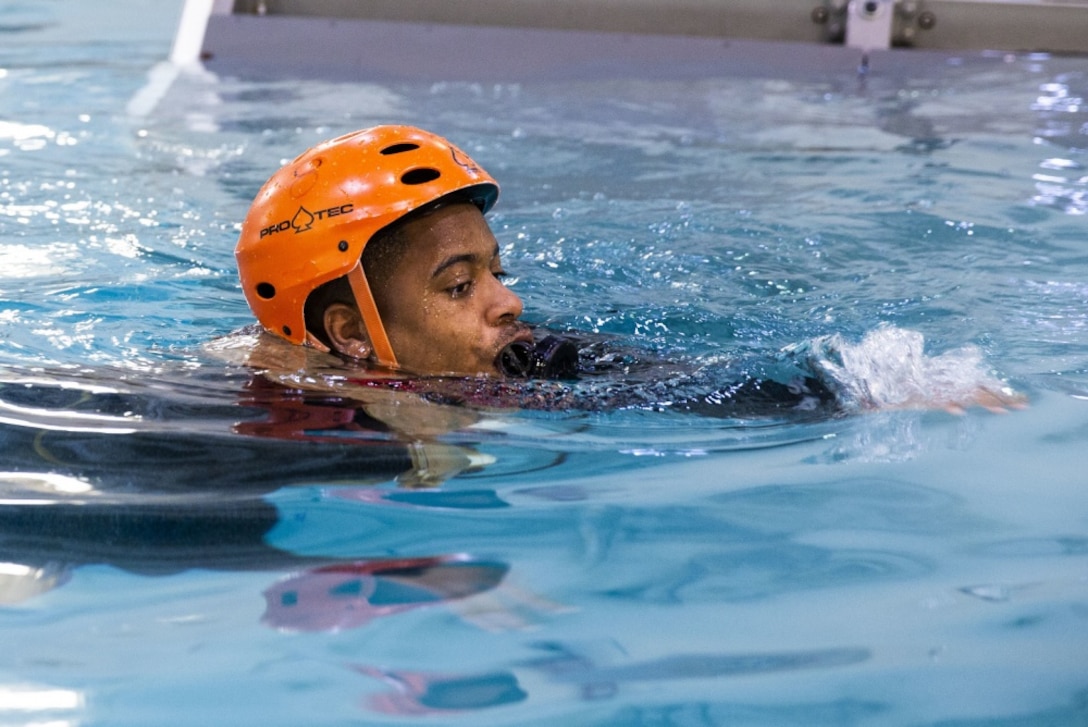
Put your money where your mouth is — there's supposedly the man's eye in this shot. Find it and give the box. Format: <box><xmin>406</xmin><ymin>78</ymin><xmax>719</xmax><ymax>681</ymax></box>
<box><xmin>449</xmin><ymin>280</ymin><xmax>472</xmax><ymax>297</ymax></box>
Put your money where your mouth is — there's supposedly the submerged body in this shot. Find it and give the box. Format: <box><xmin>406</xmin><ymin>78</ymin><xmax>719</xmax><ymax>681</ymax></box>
<box><xmin>220</xmin><ymin>321</ymin><xmax>1021</xmax><ymax>446</ymax></box>
<box><xmin>379</xmin><ymin>329</ymin><xmax>841</xmax><ymax>421</ymax></box>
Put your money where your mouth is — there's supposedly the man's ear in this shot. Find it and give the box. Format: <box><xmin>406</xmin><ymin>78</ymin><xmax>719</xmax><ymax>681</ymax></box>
<box><xmin>323</xmin><ymin>303</ymin><xmax>373</xmax><ymax>361</ymax></box>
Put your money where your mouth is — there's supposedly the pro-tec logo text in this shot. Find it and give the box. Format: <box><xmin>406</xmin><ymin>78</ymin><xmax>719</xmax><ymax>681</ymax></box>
<box><xmin>259</xmin><ymin>203</ymin><xmax>354</xmax><ymax>238</ymax></box>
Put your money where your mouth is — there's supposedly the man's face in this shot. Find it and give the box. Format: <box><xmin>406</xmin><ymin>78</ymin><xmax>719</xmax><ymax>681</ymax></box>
<box><xmin>373</xmin><ymin>203</ymin><xmax>530</xmax><ymax>376</ymax></box>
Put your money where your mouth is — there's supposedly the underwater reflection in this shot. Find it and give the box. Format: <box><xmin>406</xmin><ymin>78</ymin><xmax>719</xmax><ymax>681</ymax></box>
<box><xmin>351</xmin><ymin>642</ymin><xmax>870</xmax><ymax>716</ymax></box>
<box><xmin>0</xmin><ymin>475</ymin><xmax>515</xmax><ymax>647</ymax></box>
<box><xmin>0</xmin><ymin>370</ymin><xmax>526</xmax><ymax>620</ymax></box>
<box><xmin>262</xmin><ymin>555</ymin><xmax>508</xmax><ymax>633</ymax></box>
<box><xmin>356</xmin><ymin>666</ymin><xmax>529</xmax><ymax>715</ymax></box>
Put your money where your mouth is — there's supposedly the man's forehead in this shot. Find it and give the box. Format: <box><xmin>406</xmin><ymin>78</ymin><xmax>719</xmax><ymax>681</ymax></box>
<box><xmin>390</xmin><ymin>204</ymin><xmax>499</xmax><ymax>276</ymax></box>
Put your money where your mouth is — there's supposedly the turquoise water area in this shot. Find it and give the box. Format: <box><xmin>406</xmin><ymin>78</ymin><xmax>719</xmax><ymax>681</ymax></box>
<box><xmin>1</xmin><ymin>1</ymin><xmax>1087</xmax><ymax>725</ymax></box>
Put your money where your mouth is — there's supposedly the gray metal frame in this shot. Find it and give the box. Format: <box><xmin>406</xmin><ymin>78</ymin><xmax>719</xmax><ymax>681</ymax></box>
<box><xmin>219</xmin><ymin>0</ymin><xmax>1088</xmax><ymax>52</ymax></box>
<box><xmin>174</xmin><ymin>0</ymin><xmax>1087</xmax><ymax>79</ymax></box>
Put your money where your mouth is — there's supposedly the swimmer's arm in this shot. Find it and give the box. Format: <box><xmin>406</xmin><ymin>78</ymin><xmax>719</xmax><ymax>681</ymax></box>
<box><xmin>675</xmin><ymin>375</ymin><xmax>841</xmax><ymax>420</ymax></box>
<box><xmin>875</xmin><ymin>384</ymin><xmax>1028</xmax><ymax>415</ymax></box>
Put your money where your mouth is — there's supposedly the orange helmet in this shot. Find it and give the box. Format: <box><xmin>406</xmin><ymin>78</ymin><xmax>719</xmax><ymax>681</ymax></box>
<box><xmin>236</xmin><ymin>125</ymin><xmax>499</xmax><ymax>368</ymax></box>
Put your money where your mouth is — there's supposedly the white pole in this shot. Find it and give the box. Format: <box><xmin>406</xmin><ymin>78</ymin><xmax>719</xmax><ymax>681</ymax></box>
<box><xmin>169</xmin><ymin>0</ymin><xmax>215</xmax><ymax>66</ymax></box>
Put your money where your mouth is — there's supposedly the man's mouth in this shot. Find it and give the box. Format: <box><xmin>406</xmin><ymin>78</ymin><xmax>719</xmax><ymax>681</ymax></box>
<box><xmin>497</xmin><ymin>324</ymin><xmax>534</xmax><ymax>353</ymax></box>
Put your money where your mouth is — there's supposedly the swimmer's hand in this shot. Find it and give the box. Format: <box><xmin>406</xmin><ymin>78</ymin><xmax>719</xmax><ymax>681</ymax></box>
<box><xmin>933</xmin><ymin>385</ymin><xmax>1028</xmax><ymax>416</ymax></box>
<box><xmin>797</xmin><ymin>325</ymin><xmax>1027</xmax><ymax>416</ymax></box>
<box><xmin>864</xmin><ymin>383</ymin><xmax>1028</xmax><ymax>415</ymax></box>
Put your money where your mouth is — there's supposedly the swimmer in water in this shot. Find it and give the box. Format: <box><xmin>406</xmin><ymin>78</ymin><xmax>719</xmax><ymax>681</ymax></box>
<box><xmin>237</xmin><ymin>124</ymin><xmax>526</xmax><ymax>378</ymax></box>
<box><xmin>233</xmin><ymin>125</ymin><xmax>1023</xmax><ymax>418</ymax></box>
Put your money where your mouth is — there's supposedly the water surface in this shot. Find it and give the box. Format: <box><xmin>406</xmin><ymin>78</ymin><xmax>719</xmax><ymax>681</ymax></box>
<box><xmin>0</xmin><ymin>1</ymin><xmax>1087</xmax><ymax>725</ymax></box>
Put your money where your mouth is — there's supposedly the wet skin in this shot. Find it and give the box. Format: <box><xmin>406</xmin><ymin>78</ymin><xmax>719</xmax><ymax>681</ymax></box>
<box><xmin>334</xmin><ymin>203</ymin><xmax>530</xmax><ymax>376</ymax></box>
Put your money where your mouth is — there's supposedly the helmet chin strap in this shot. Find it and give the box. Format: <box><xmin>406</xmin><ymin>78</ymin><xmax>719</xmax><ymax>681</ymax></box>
<box><xmin>346</xmin><ymin>265</ymin><xmax>398</xmax><ymax>368</ymax></box>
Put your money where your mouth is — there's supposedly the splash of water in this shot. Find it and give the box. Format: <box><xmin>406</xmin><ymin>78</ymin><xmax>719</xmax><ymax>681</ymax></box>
<box><xmin>798</xmin><ymin>324</ymin><xmax>1017</xmax><ymax>411</ymax></box>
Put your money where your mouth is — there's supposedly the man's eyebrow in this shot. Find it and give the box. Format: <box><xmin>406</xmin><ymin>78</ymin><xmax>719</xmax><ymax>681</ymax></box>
<box><xmin>431</xmin><ymin>244</ymin><xmax>501</xmax><ymax>279</ymax></box>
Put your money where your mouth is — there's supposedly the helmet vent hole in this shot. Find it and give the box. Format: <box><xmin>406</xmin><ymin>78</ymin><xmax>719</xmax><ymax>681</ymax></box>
<box><xmin>401</xmin><ymin>168</ymin><xmax>441</xmax><ymax>185</ymax></box>
<box><xmin>381</xmin><ymin>143</ymin><xmax>419</xmax><ymax>155</ymax></box>
<box><xmin>256</xmin><ymin>282</ymin><xmax>276</xmax><ymax>299</ymax></box>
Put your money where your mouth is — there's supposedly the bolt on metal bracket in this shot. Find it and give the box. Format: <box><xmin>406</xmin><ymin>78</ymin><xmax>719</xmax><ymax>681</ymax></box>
<box><xmin>815</xmin><ymin>0</ymin><xmax>938</xmax><ymax>51</ymax></box>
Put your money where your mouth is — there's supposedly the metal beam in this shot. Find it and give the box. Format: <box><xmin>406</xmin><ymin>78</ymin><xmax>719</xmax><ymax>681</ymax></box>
<box><xmin>227</xmin><ymin>0</ymin><xmax>827</xmax><ymax>42</ymax></box>
<box><xmin>222</xmin><ymin>0</ymin><xmax>1088</xmax><ymax>53</ymax></box>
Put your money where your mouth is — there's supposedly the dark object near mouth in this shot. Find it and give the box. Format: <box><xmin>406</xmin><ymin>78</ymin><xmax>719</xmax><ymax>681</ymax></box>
<box><xmin>496</xmin><ymin>335</ymin><xmax>579</xmax><ymax>380</ymax></box>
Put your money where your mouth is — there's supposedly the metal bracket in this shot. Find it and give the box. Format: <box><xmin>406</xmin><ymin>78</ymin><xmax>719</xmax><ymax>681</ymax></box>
<box><xmin>846</xmin><ymin>0</ymin><xmax>895</xmax><ymax>50</ymax></box>
<box><xmin>815</xmin><ymin>0</ymin><xmax>938</xmax><ymax>51</ymax></box>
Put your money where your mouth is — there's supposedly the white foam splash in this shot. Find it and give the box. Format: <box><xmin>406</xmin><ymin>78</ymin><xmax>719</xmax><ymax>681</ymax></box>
<box><xmin>799</xmin><ymin>324</ymin><xmax>1017</xmax><ymax>412</ymax></box>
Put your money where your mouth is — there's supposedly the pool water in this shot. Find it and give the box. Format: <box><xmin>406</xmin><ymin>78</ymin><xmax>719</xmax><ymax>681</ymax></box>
<box><xmin>1</xmin><ymin>1</ymin><xmax>1087</xmax><ymax>725</ymax></box>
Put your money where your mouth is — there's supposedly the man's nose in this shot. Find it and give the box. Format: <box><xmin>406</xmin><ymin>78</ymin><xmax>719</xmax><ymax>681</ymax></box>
<box><xmin>488</xmin><ymin>275</ymin><xmax>523</xmax><ymax>323</ymax></box>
